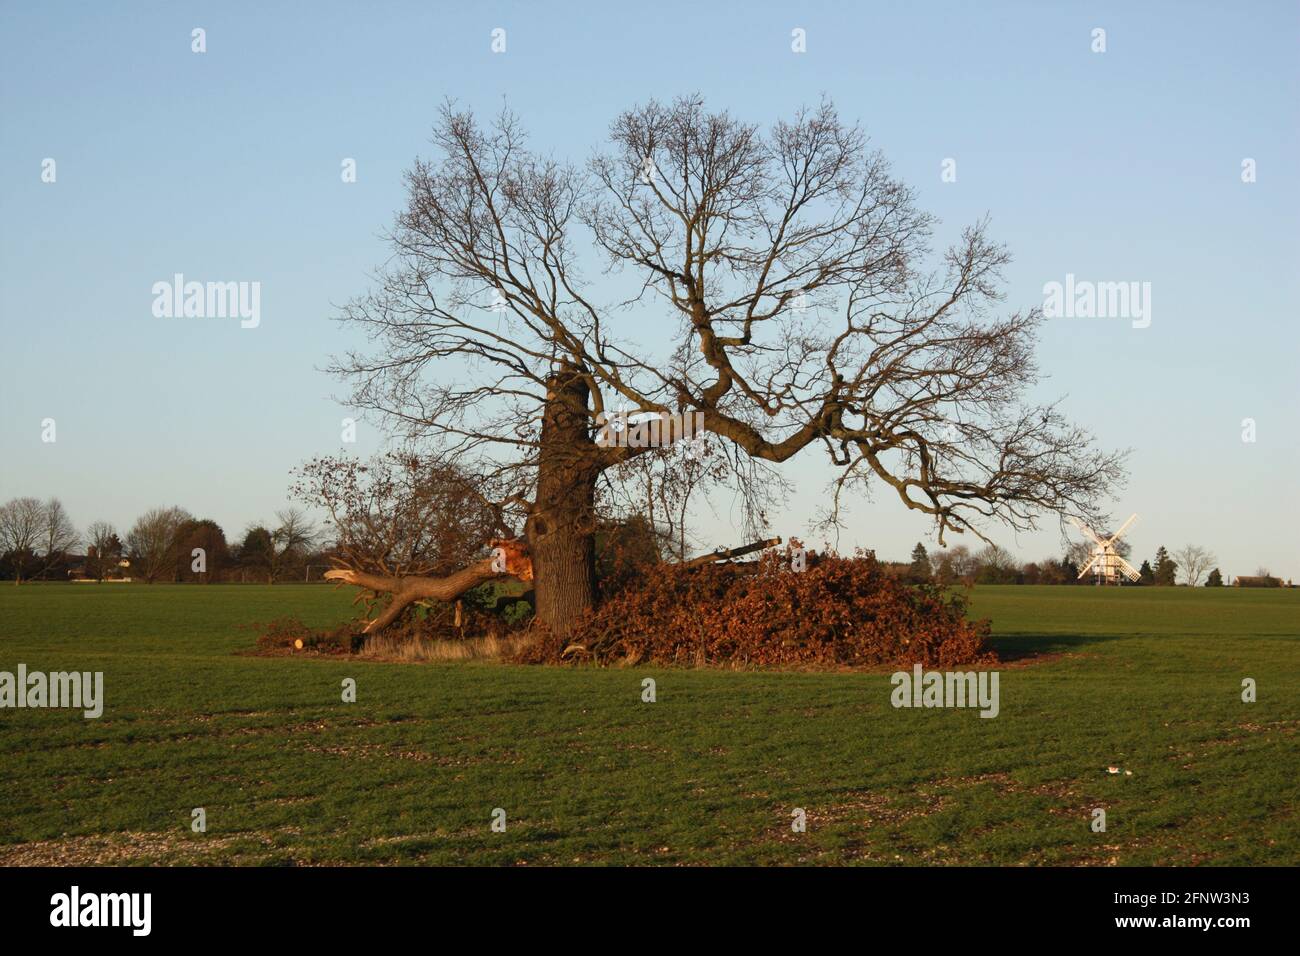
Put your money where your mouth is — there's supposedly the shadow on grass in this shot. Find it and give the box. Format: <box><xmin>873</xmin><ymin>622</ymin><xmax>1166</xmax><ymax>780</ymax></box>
<box><xmin>990</xmin><ymin>632</ymin><xmax>1124</xmax><ymax>663</ymax></box>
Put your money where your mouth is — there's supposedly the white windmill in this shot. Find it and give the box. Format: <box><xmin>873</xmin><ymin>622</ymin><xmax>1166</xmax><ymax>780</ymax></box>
<box><xmin>1070</xmin><ymin>513</ymin><xmax>1141</xmax><ymax>585</ymax></box>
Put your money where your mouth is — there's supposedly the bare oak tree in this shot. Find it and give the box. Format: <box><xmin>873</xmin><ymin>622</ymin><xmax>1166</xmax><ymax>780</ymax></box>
<box><xmin>1175</xmin><ymin>544</ymin><xmax>1216</xmax><ymax>587</ymax></box>
<box><xmin>293</xmin><ymin>453</ymin><xmax>507</xmax><ymax>578</ymax></box>
<box><xmin>38</xmin><ymin>498</ymin><xmax>79</xmax><ymax>577</ymax></box>
<box><xmin>85</xmin><ymin>521</ymin><xmax>123</xmax><ymax>581</ymax></box>
<box><xmin>332</xmin><ymin>97</ymin><xmax>1124</xmax><ymax>635</ymax></box>
<box><xmin>127</xmin><ymin>506</ymin><xmax>191</xmax><ymax>584</ymax></box>
<box><xmin>0</xmin><ymin>497</ymin><xmax>77</xmax><ymax>582</ymax></box>
<box><xmin>249</xmin><ymin>508</ymin><xmax>320</xmax><ymax>584</ymax></box>
<box><xmin>0</xmin><ymin>497</ymin><xmax>43</xmax><ymax>584</ymax></box>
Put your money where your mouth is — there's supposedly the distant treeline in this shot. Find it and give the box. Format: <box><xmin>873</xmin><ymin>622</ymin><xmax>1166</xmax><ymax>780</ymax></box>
<box><xmin>0</xmin><ymin>497</ymin><xmax>331</xmax><ymax>584</ymax></box>
<box><xmin>884</xmin><ymin>543</ymin><xmax>1287</xmax><ymax>588</ymax></box>
<box><xmin>1</xmin><ymin>495</ymin><xmax>1288</xmax><ymax>589</ymax></box>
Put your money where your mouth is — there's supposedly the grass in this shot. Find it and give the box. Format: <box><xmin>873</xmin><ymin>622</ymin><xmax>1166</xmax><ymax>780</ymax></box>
<box><xmin>0</xmin><ymin>582</ymin><xmax>1296</xmax><ymax>865</ymax></box>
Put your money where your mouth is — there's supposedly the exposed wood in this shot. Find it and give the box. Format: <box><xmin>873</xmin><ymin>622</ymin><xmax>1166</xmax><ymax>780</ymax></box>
<box><xmin>679</xmin><ymin>537</ymin><xmax>782</xmax><ymax>569</ymax></box>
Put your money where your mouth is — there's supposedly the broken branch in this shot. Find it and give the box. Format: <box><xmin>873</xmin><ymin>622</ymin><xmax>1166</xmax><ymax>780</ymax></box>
<box><xmin>324</xmin><ymin>539</ymin><xmax>533</xmax><ymax>633</ymax></box>
<box><xmin>679</xmin><ymin>537</ymin><xmax>783</xmax><ymax>569</ymax></box>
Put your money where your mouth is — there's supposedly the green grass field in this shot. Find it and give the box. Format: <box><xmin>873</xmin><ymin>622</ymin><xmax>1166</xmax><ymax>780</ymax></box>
<box><xmin>0</xmin><ymin>583</ymin><xmax>1296</xmax><ymax>865</ymax></box>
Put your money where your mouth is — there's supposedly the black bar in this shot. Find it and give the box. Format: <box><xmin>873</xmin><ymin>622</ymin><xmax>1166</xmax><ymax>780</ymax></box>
<box><xmin>0</xmin><ymin>865</ymin><xmax>1286</xmax><ymax>941</ymax></box>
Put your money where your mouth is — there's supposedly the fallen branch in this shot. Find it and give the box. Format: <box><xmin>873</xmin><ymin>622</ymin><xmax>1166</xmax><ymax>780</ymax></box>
<box><xmin>678</xmin><ymin>537</ymin><xmax>782</xmax><ymax>569</ymax></box>
<box><xmin>324</xmin><ymin>539</ymin><xmax>533</xmax><ymax>634</ymax></box>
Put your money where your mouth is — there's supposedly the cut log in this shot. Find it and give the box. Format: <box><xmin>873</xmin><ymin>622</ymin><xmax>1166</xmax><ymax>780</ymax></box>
<box><xmin>679</xmin><ymin>537</ymin><xmax>783</xmax><ymax>569</ymax></box>
<box><xmin>324</xmin><ymin>539</ymin><xmax>533</xmax><ymax>634</ymax></box>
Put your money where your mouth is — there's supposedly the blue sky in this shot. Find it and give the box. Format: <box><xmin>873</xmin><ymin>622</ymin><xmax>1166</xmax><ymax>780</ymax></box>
<box><xmin>1</xmin><ymin>1</ymin><xmax>1297</xmax><ymax>579</ymax></box>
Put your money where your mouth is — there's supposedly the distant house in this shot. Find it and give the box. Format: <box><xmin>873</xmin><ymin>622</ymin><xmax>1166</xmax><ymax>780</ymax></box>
<box><xmin>68</xmin><ymin>549</ymin><xmax>132</xmax><ymax>582</ymax></box>
<box><xmin>1233</xmin><ymin>575</ymin><xmax>1282</xmax><ymax>588</ymax></box>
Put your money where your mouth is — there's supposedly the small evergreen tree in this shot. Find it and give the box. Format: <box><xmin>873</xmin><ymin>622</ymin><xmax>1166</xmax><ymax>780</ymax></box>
<box><xmin>1138</xmin><ymin>559</ymin><xmax>1155</xmax><ymax>585</ymax></box>
<box><xmin>1153</xmin><ymin>546</ymin><xmax>1178</xmax><ymax>586</ymax></box>
<box><xmin>909</xmin><ymin>542</ymin><xmax>931</xmax><ymax>583</ymax></box>
<box><xmin>1205</xmin><ymin>567</ymin><xmax>1224</xmax><ymax>587</ymax></box>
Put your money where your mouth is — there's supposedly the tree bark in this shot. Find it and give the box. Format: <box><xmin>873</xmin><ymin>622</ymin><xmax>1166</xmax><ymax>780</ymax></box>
<box><xmin>526</xmin><ymin>365</ymin><xmax>599</xmax><ymax>637</ymax></box>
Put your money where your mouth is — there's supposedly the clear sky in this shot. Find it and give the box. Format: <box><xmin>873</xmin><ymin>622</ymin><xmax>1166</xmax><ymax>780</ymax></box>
<box><xmin>2</xmin><ymin>1</ymin><xmax>1297</xmax><ymax>579</ymax></box>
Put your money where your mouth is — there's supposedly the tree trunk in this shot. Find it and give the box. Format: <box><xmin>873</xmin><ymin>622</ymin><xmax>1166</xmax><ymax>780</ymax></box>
<box><xmin>526</xmin><ymin>365</ymin><xmax>599</xmax><ymax>637</ymax></box>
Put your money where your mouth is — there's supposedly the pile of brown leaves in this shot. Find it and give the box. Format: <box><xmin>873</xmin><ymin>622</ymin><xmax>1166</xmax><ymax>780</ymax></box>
<box><xmin>514</xmin><ymin>547</ymin><xmax>994</xmax><ymax>669</ymax></box>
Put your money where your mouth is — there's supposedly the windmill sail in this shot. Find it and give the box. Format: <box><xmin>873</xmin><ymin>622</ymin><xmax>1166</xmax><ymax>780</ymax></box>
<box><xmin>1072</xmin><ymin>513</ymin><xmax>1140</xmax><ymax>585</ymax></box>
